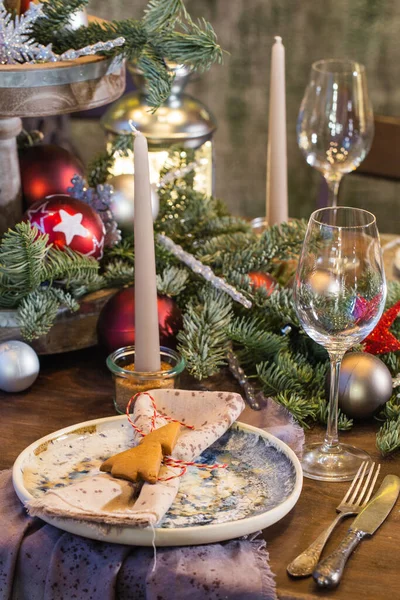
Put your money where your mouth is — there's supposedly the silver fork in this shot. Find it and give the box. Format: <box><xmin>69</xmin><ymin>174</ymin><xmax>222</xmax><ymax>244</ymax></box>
<box><xmin>287</xmin><ymin>461</ymin><xmax>380</xmax><ymax>577</ymax></box>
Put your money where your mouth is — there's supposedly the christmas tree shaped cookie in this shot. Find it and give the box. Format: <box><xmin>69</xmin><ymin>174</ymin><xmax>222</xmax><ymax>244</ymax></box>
<box><xmin>100</xmin><ymin>422</ymin><xmax>181</xmax><ymax>484</ymax></box>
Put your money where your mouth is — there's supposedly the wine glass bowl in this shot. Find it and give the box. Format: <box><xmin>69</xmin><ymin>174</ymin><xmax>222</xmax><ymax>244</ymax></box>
<box><xmin>294</xmin><ymin>207</ymin><xmax>386</xmax><ymax>481</ymax></box>
<box><xmin>297</xmin><ymin>59</ymin><xmax>375</xmax><ymax>207</ymax></box>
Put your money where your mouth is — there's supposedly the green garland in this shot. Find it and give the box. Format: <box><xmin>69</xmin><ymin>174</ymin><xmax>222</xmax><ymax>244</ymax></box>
<box><xmin>1</xmin><ymin>142</ymin><xmax>399</xmax><ymax>455</ymax></box>
<box><xmin>29</xmin><ymin>0</ymin><xmax>223</xmax><ymax>110</ymax></box>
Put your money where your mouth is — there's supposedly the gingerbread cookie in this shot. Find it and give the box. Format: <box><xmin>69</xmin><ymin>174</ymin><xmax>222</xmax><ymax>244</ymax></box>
<box><xmin>100</xmin><ymin>422</ymin><xmax>181</xmax><ymax>484</ymax></box>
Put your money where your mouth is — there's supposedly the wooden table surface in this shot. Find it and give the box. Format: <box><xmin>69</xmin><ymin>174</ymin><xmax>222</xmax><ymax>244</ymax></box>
<box><xmin>1</xmin><ymin>347</ymin><xmax>399</xmax><ymax>600</ymax></box>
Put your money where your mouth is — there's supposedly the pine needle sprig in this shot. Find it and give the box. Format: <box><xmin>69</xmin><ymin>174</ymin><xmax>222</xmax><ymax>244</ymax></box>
<box><xmin>137</xmin><ymin>44</ymin><xmax>175</xmax><ymax>109</ymax></box>
<box><xmin>177</xmin><ymin>287</ymin><xmax>232</xmax><ymax>379</ymax></box>
<box><xmin>103</xmin><ymin>259</ymin><xmax>134</xmax><ymax>288</ymax></box>
<box><xmin>44</xmin><ymin>246</ymin><xmax>99</xmax><ymax>286</ymax></box>
<box><xmin>17</xmin><ymin>288</ymin><xmax>79</xmax><ymax>341</ymax></box>
<box><xmin>151</xmin><ymin>18</ymin><xmax>223</xmax><ymax>72</ymax></box>
<box><xmin>156</xmin><ymin>266</ymin><xmax>189</xmax><ymax>296</ymax></box>
<box><xmin>30</xmin><ymin>0</ymin><xmax>89</xmax><ymax>46</ymax></box>
<box><xmin>257</xmin><ymin>359</ymin><xmax>304</xmax><ymax>396</ymax></box>
<box><xmin>275</xmin><ymin>391</ymin><xmax>317</xmax><ymax>428</ymax></box>
<box><xmin>0</xmin><ymin>222</ymin><xmax>99</xmax><ymax>311</ymax></box>
<box><xmin>0</xmin><ymin>222</ymin><xmax>48</xmax><ymax>305</ymax></box>
<box><xmin>143</xmin><ymin>0</ymin><xmax>188</xmax><ymax>32</ymax></box>
<box><xmin>376</xmin><ymin>416</ymin><xmax>400</xmax><ymax>455</ymax></box>
<box><xmin>228</xmin><ymin>316</ymin><xmax>288</xmax><ymax>366</ymax></box>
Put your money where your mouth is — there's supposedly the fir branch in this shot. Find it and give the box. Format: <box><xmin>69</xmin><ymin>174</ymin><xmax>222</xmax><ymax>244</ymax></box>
<box><xmin>69</xmin><ymin>273</ymin><xmax>106</xmax><ymax>298</ymax></box>
<box><xmin>156</xmin><ymin>266</ymin><xmax>189</xmax><ymax>296</ymax></box>
<box><xmin>18</xmin><ymin>289</ymin><xmax>60</xmax><ymax>341</ymax></box>
<box><xmin>103</xmin><ymin>259</ymin><xmax>134</xmax><ymax>288</ymax></box>
<box><xmin>376</xmin><ymin>415</ymin><xmax>400</xmax><ymax>455</ymax></box>
<box><xmin>254</xmin><ymin>288</ymin><xmax>300</xmax><ymax>329</ymax></box>
<box><xmin>17</xmin><ymin>288</ymin><xmax>79</xmax><ymax>341</ymax></box>
<box><xmin>0</xmin><ymin>222</ymin><xmax>48</xmax><ymax>306</ymax></box>
<box><xmin>177</xmin><ymin>288</ymin><xmax>232</xmax><ymax>379</ymax></box>
<box><xmin>257</xmin><ymin>360</ymin><xmax>305</xmax><ymax>396</ymax></box>
<box><xmin>151</xmin><ymin>18</ymin><xmax>223</xmax><ymax>71</ymax></box>
<box><xmin>137</xmin><ymin>45</ymin><xmax>174</xmax><ymax>109</ymax></box>
<box><xmin>228</xmin><ymin>316</ymin><xmax>288</xmax><ymax>367</ymax></box>
<box><xmin>143</xmin><ymin>0</ymin><xmax>188</xmax><ymax>32</ymax></box>
<box><xmin>385</xmin><ymin>280</ymin><xmax>400</xmax><ymax>308</ymax></box>
<box><xmin>44</xmin><ymin>246</ymin><xmax>99</xmax><ymax>286</ymax></box>
<box><xmin>275</xmin><ymin>391</ymin><xmax>317</xmax><ymax>429</ymax></box>
<box><xmin>0</xmin><ymin>222</ymin><xmax>99</xmax><ymax>309</ymax></box>
<box><xmin>30</xmin><ymin>0</ymin><xmax>89</xmax><ymax>46</ymax></box>
<box><xmin>378</xmin><ymin>391</ymin><xmax>400</xmax><ymax>421</ymax></box>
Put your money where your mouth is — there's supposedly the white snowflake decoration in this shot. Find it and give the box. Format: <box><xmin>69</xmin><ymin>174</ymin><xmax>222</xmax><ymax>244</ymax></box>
<box><xmin>0</xmin><ymin>1</ymin><xmax>125</xmax><ymax>65</ymax></box>
<box><xmin>68</xmin><ymin>175</ymin><xmax>121</xmax><ymax>247</ymax></box>
<box><xmin>0</xmin><ymin>1</ymin><xmax>47</xmax><ymax>64</ymax></box>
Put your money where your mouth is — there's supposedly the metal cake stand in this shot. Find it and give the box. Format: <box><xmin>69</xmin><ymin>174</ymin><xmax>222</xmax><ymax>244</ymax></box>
<box><xmin>0</xmin><ymin>53</ymin><xmax>126</xmax><ymax>235</ymax></box>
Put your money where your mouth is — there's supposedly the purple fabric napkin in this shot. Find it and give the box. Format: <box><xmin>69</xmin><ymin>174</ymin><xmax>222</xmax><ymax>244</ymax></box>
<box><xmin>0</xmin><ymin>398</ymin><xmax>303</xmax><ymax>600</ymax></box>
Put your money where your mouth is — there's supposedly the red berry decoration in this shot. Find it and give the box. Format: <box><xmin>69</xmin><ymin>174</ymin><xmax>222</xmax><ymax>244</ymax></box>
<box><xmin>248</xmin><ymin>271</ymin><xmax>277</xmax><ymax>296</ymax></box>
<box><xmin>19</xmin><ymin>144</ymin><xmax>85</xmax><ymax>206</ymax></box>
<box><xmin>26</xmin><ymin>195</ymin><xmax>105</xmax><ymax>259</ymax></box>
<box><xmin>97</xmin><ymin>287</ymin><xmax>182</xmax><ymax>353</ymax></box>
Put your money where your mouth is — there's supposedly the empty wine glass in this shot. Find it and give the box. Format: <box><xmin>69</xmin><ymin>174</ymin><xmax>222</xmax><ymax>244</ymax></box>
<box><xmin>297</xmin><ymin>59</ymin><xmax>374</xmax><ymax>207</ymax></box>
<box><xmin>294</xmin><ymin>207</ymin><xmax>386</xmax><ymax>481</ymax></box>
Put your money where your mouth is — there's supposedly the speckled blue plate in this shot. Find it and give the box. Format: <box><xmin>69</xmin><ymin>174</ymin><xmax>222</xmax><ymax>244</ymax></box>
<box><xmin>13</xmin><ymin>417</ymin><xmax>302</xmax><ymax>546</ymax></box>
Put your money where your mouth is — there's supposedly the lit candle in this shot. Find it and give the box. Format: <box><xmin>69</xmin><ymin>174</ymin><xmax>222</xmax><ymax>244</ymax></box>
<box><xmin>133</xmin><ymin>129</ymin><xmax>161</xmax><ymax>372</ymax></box>
<box><xmin>266</xmin><ymin>36</ymin><xmax>288</xmax><ymax>225</ymax></box>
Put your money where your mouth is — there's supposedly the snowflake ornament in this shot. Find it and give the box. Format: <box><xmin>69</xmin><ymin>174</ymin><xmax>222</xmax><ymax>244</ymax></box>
<box><xmin>68</xmin><ymin>175</ymin><xmax>121</xmax><ymax>248</ymax></box>
<box><xmin>0</xmin><ymin>1</ymin><xmax>48</xmax><ymax>64</ymax></box>
<box><xmin>0</xmin><ymin>1</ymin><xmax>125</xmax><ymax>65</ymax></box>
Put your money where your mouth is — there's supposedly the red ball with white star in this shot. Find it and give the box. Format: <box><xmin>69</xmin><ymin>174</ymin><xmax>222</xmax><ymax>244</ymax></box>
<box><xmin>26</xmin><ymin>195</ymin><xmax>105</xmax><ymax>259</ymax></box>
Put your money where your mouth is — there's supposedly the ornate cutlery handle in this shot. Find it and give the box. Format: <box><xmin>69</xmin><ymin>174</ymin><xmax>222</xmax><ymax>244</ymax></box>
<box><xmin>287</xmin><ymin>513</ymin><xmax>346</xmax><ymax>577</ymax></box>
<box><xmin>313</xmin><ymin>530</ymin><xmax>364</xmax><ymax>588</ymax></box>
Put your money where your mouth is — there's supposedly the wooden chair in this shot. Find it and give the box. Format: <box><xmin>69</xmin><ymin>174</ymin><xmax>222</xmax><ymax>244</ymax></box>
<box><xmin>318</xmin><ymin>115</ymin><xmax>400</xmax><ymax>205</ymax></box>
<box><xmin>356</xmin><ymin>115</ymin><xmax>400</xmax><ymax>181</ymax></box>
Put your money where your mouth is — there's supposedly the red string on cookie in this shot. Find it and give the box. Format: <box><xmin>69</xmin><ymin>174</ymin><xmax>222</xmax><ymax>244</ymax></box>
<box><xmin>125</xmin><ymin>391</ymin><xmax>227</xmax><ymax>482</ymax></box>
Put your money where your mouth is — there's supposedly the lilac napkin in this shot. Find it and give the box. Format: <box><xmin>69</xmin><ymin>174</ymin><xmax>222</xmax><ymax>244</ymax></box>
<box><xmin>0</xmin><ymin>397</ymin><xmax>303</xmax><ymax>600</ymax></box>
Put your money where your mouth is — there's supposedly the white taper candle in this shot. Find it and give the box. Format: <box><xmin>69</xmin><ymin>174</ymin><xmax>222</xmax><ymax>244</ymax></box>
<box><xmin>133</xmin><ymin>129</ymin><xmax>161</xmax><ymax>372</ymax></box>
<box><xmin>266</xmin><ymin>36</ymin><xmax>289</xmax><ymax>225</ymax></box>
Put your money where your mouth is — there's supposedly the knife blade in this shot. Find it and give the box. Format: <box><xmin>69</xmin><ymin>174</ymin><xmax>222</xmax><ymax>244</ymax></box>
<box><xmin>313</xmin><ymin>474</ymin><xmax>400</xmax><ymax>588</ymax></box>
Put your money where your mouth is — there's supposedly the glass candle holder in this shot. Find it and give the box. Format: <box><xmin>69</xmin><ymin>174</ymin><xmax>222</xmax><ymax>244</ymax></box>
<box><xmin>106</xmin><ymin>346</ymin><xmax>185</xmax><ymax>414</ymax></box>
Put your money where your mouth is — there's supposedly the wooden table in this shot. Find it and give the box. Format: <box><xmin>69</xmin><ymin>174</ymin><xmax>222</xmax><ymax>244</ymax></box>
<box><xmin>1</xmin><ymin>347</ymin><xmax>399</xmax><ymax>600</ymax></box>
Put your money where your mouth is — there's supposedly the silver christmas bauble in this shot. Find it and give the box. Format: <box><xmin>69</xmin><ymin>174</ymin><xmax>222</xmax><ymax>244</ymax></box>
<box><xmin>108</xmin><ymin>174</ymin><xmax>159</xmax><ymax>231</ymax></box>
<box><xmin>0</xmin><ymin>341</ymin><xmax>40</xmax><ymax>392</ymax></box>
<box><xmin>337</xmin><ymin>352</ymin><xmax>393</xmax><ymax>419</ymax></box>
<box><xmin>65</xmin><ymin>8</ymin><xmax>88</xmax><ymax>31</ymax></box>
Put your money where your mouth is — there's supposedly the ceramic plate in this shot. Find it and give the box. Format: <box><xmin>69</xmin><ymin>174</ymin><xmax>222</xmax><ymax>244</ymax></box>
<box><xmin>13</xmin><ymin>416</ymin><xmax>302</xmax><ymax>546</ymax></box>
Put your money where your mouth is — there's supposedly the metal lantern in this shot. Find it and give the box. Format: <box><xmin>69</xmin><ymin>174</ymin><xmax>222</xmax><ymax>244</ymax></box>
<box><xmin>101</xmin><ymin>63</ymin><xmax>216</xmax><ymax>197</ymax></box>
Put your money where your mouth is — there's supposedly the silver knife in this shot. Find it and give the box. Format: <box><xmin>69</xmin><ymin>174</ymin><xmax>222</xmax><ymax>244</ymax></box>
<box><xmin>313</xmin><ymin>474</ymin><xmax>400</xmax><ymax>588</ymax></box>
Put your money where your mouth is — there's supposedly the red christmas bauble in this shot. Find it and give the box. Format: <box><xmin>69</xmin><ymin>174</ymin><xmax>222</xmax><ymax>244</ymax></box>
<box><xmin>97</xmin><ymin>287</ymin><xmax>182</xmax><ymax>353</ymax></box>
<box><xmin>20</xmin><ymin>0</ymin><xmax>32</xmax><ymax>13</ymax></box>
<box><xmin>19</xmin><ymin>144</ymin><xmax>85</xmax><ymax>206</ymax></box>
<box><xmin>248</xmin><ymin>271</ymin><xmax>277</xmax><ymax>296</ymax></box>
<box><xmin>26</xmin><ymin>195</ymin><xmax>105</xmax><ymax>259</ymax></box>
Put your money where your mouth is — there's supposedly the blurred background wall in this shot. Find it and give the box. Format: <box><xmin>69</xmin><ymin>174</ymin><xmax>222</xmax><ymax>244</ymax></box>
<box><xmin>71</xmin><ymin>0</ymin><xmax>400</xmax><ymax>233</ymax></box>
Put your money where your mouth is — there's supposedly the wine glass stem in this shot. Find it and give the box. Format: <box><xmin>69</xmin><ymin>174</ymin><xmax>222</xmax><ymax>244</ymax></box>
<box><xmin>324</xmin><ymin>352</ymin><xmax>344</xmax><ymax>451</ymax></box>
<box><xmin>324</xmin><ymin>176</ymin><xmax>342</xmax><ymax>208</ymax></box>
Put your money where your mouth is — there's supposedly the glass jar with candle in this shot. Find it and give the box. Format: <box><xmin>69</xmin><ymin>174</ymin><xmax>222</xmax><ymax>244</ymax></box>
<box><xmin>101</xmin><ymin>63</ymin><xmax>216</xmax><ymax>200</ymax></box>
<box><xmin>107</xmin><ymin>346</ymin><xmax>185</xmax><ymax>414</ymax></box>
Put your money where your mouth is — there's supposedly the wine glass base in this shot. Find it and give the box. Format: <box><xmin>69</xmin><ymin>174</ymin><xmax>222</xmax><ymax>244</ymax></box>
<box><xmin>301</xmin><ymin>442</ymin><xmax>371</xmax><ymax>482</ymax></box>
